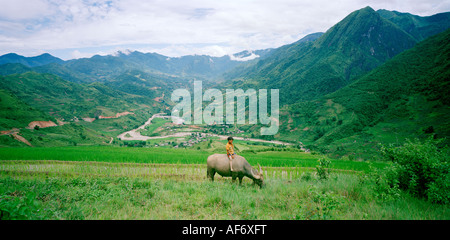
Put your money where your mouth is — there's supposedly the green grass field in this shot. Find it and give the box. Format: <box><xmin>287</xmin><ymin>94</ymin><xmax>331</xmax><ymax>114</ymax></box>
<box><xmin>0</xmin><ymin>146</ymin><xmax>448</xmax><ymax>220</ymax></box>
<box><xmin>0</xmin><ymin>146</ymin><xmax>386</xmax><ymax>171</ymax></box>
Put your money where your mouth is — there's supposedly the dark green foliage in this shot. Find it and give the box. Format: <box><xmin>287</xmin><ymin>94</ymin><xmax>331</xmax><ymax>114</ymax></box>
<box><xmin>300</xmin><ymin>171</ymin><xmax>313</xmax><ymax>182</ymax></box>
<box><xmin>0</xmin><ymin>187</ymin><xmax>42</xmax><ymax>220</ymax></box>
<box><xmin>381</xmin><ymin>138</ymin><xmax>449</xmax><ymax>204</ymax></box>
<box><xmin>123</xmin><ymin>140</ymin><xmax>147</xmax><ymax>147</ymax></box>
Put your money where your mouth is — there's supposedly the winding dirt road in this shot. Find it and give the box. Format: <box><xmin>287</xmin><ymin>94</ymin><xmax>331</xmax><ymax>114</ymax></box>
<box><xmin>117</xmin><ymin>113</ymin><xmax>295</xmax><ymax>146</ymax></box>
<box><xmin>117</xmin><ymin>113</ymin><xmax>179</xmax><ymax>141</ymax></box>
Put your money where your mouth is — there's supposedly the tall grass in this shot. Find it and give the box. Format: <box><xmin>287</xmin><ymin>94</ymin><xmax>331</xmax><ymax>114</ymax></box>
<box><xmin>1</xmin><ymin>172</ymin><xmax>448</xmax><ymax>220</ymax></box>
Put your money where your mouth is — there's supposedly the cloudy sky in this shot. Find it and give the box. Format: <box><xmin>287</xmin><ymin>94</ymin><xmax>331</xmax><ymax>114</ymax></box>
<box><xmin>0</xmin><ymin>0</ymin><xmax>449</xmax><ymax>60</ymax></box>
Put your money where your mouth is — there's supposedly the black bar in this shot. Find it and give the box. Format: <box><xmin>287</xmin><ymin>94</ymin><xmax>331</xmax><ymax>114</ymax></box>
<box><xmin>1</xmin><ymin>220</ymin><xmax>447</xmax><ymax>239</ymax></box>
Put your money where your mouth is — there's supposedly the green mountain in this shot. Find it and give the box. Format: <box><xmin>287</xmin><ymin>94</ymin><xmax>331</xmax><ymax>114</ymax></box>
<box><xmin>33</xmin><ymin>63</ymin><xmax>92</xmax><ymax>83</ymax></box>
<box><xmin>223</xmin><ymin>7</ymin><xmax>442</xmax><ymax>105</ymax></box>
<box><xmin>116</xmin><ymin>51</ymin><xmax>244</xmax><ymax>79</ymax></box>
<box><xmin>0</xmin><ymin>53</ymin><xmax>64</xmax><ymax>67</ymax></box>
<box><xmin>62</xmin><ymin>54</ymin><xmax>141</xmax><ymax>82</ymax></box>
<box><xmin>284</xmin><ymin>28</ymin><xmax>450</xmax><ymax>158</ymax></box>
<box><xmin>0</xmin><ymin>63</ymin><xmax>32</xmax><ymax>76</ymax></box>
<box><xmin>105</xmin><ymin>69</ymin><xmax>190</xmax><ymax>100</ymax></box>
<box><xmin>221</xmin><ymin>32</ymin><xmax>323</xmax><ymax>83</ymax></box>
<box><xmin>377</xmin><ymin>9</ymin><xmax>450</xmax><ymax>41</ymax></box>
<box><xmin>0</xmin><ymin>89</ymin><xmax>54</xmax><ymax>131</ymax></box>
<box><xmin>0</xmin><ymin>72</ymin><xmax>155</xmax><ymax>121</ymax></box>
<box><xmin>0</xmin><ymin>44</ymin><xmax>276</xmax><ymax>87</ymax></box>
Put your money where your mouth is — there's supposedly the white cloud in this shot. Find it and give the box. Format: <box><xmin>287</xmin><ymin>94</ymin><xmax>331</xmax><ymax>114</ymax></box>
<box><xmin>0</xmin><ymin>0</ymin><xmax>54</xmax><ymax>20</ymax></box>
<box><xmin>0</xmin><ymin>0</ymin><xmax>449</xmax><ymax>59</ymax></box>
<box><xmin>229</xmin><ymin>52</ymin><xmax>260</xmax><ymax>61</ymax></box>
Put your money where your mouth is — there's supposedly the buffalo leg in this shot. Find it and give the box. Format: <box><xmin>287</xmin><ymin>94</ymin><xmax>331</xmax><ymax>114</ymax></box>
<box><xmin>207</xmin><ymin>168</ymin><xmax>215</xmax><ymax>182</ymax></box>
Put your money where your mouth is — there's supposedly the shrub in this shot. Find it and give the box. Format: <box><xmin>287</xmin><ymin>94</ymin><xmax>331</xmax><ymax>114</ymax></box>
<box><xmin>316</xmin><ymin>158</ymin><xmax>331</xmax><ymax>180</ymax></box>
<box><xmin>381</xmin><ymin>138</ymin><xmax>449</xmax><ymax>204</ymax></box>
<box><xmin>300</xmin><ymin>171</ymin><xmax>314</xmax><ymax>182</ymax></box>
<box><xmin>302</xmin><ymin>186</ymin><xmax>344</xmax><ymax>220</ymax></box>
<box><xmin>360</xmin><ymin>163</ymin><xmax>401</xmax><ymax>202</ymax></box>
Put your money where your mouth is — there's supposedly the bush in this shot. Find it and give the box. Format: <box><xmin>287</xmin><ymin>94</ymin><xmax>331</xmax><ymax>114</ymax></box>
<box><xmin>316</xmin><ymin>158</ymin><xmax>331</xmax><ymax>180</ymax></box>
<box><xmin>300</xmin><ymin>171</ymin><xmax>314</xmax><ymax>182</ymax></box>
<box><xmin>301</xmin><ymin>186</ymin><xmax>344</xmax><ymax>220</ymax></box>
<box><xmin>381</xmin><ymin>138</ymin><xmax>449</xmax><ymax>204</ymax></box>
<box><xmin>359</xmin><ymin>163</ymin><xmax>401</xmax><ymax>202</ymax></box>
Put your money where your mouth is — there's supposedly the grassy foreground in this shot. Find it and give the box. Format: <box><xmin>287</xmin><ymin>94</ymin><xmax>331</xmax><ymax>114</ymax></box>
<box><xmin>1</xmin><ymin>173</ymin><xmax>449</xmax><ymax>220</ymax></box>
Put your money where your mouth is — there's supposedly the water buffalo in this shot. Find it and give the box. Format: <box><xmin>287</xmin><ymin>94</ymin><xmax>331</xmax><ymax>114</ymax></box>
<box><xmin>207</xmin><ymin>154</ymin><xmax>264</xmax><ymax>188</ymax></box>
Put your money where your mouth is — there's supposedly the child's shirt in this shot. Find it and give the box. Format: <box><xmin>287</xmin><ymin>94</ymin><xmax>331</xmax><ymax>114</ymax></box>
<box><xmin>226</xmin><ymin>142</ymin><xmax>234</xmax><ymax>155</ymax></box>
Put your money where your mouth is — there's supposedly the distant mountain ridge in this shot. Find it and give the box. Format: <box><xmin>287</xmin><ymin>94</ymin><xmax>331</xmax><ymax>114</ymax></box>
<box><xmin>0</xmin><ymin>53</ymin><xmax>64</xmax><ymax>67</ymax></box>
<box><xmin>0</xmin><ymin>47</ymin><xmax>274</xmax><ymax>82</ymax></box>
<box><xmin>222</xmin><ymin>7</ymin><xmax>450</xmax><ymax>105</ymax></box>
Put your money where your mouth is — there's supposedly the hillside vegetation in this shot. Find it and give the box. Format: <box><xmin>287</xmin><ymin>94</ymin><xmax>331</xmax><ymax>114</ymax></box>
<box><xmin>284</xmin><ymin>28</ymin><xmax>450</xmax><ymax>158</ymax></box>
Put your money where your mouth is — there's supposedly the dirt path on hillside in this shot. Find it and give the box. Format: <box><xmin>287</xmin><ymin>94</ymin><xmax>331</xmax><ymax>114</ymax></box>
<box><xmin>12</xmin><ymin>133</ymin><xmax>33</xmax><ymax>147</ymax></box>
<box><xmin>27</xmin><ymin>121</ymin><xmax>57</xmax><ymax>129</ymax></box>
<box><xmin>117</xmin><ymin>113</ymin><xmax>174</xmax><ymax>141</ymax></box>
<box><xmin>1</xmin><ymin>120</ymin><xmax>59</xmax><ymax>146</ymax></box>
